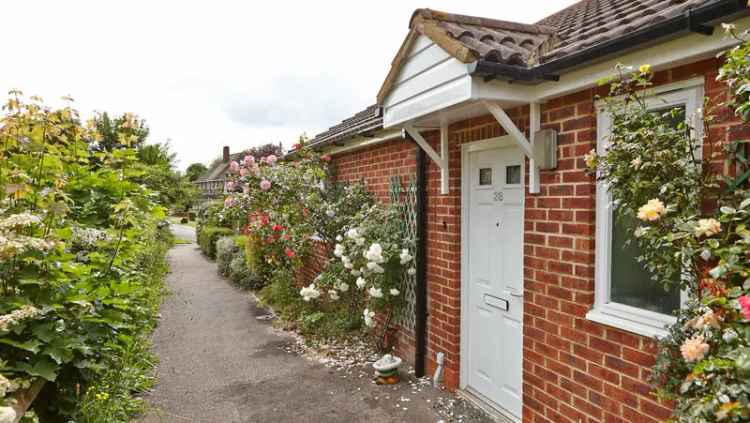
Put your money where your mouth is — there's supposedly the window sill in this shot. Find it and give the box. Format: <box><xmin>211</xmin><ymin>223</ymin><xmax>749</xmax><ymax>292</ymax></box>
<box><xmin>586</xmin><ymin>305</ymin><xmax>675</xmax><ymax>339</ymax></box>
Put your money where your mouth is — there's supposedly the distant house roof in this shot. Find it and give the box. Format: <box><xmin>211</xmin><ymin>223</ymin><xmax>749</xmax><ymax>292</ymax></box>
<box><xmin>195</xmin><ymin>152</ymin><xmax>242</xmax><ymax>182</ymax></box>
<box><xmin>306</xmin><ymin>105</ymin><xmax>384</xmax><ymax>150</ymax></box>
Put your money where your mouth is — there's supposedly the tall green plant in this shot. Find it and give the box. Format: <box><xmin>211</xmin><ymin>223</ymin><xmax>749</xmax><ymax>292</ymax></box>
<box><xmin>0</xmin><ymin>91</ymin><xmax>169</xmax><ymax>421</ymax></box>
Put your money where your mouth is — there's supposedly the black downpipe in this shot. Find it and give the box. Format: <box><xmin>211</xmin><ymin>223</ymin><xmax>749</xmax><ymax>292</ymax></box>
<box><xmin>414</xmin><ymin>144</ymin><xmax>428</xmax><ymax>377</ymax></box>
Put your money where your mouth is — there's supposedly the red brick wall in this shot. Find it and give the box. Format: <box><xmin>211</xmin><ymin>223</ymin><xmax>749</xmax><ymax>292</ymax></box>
<box><xmin>314</xmin><ymin>57</ymin><xmax>746</xmax><ymax>422</ymax></box>
<box><xmin>522</xmin><ymin>58</ymin><xmax>741</xmax><ymax>423</ymax></box>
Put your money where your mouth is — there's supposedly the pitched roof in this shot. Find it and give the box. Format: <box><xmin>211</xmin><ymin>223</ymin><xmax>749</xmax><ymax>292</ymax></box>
<box><xmin>195</xmin><ymin>152</ymin><xmax>242</xmax><ymax>182</ymax></box>
<box><xmin>410</xmin><ymin>9</ymin><xmax>558</xmax><ymax>67</ymax></box>
<box><xmin>537</xmin><ymin>0</ymin><xmax>715</xmax><ymax>62</ymax></box>
<box><xmin>378</xmin><ymin>0</ymin><xmax>747</xmax><ymax>101</ymax></box>
<box><xmin>307</xmin><ymin>105</ymin><xmax>383</xmax><ymax>149</ymax></box>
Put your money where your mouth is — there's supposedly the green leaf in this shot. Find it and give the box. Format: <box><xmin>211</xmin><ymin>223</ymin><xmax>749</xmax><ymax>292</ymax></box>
<box><xmin>736</xmin><ymin>350</ymin><xmax>750</xmax><ymax>377</ymax></box>
<box><xmin>0</xmin><ymin>338</ymin><xmax>42</xmax><ymax>353</ymax></box>
<box><xmin>15</xmin><ymin>357</ymin><xmax>59</xmax><ymax>381</ymax></box>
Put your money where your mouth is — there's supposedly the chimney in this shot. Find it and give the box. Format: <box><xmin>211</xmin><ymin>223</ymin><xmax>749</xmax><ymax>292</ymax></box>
<box><xmin>223</xmin><ymin>146</ymin><xmax>230</xmax><ymax>163</ymax></box>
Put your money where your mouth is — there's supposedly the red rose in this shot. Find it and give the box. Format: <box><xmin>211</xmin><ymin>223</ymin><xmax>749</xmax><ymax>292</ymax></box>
<box><xmin>285</xmin><ymin>247</ymin><xmax>295</xmax><ymax>258</ymax></box>
<box><xmin>272</xmin><ymin>224</ymin><xmax>283</xmax><ymax>232</ymax></box>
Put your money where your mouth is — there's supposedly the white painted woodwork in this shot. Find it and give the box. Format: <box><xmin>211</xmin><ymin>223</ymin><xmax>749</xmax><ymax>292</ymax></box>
<box><xmin>462</xmin><ymin>142</ymin><xmax>524</xmax><ymax>420</ymax></box>
<box><xmin>382</xmin><ymin>16</ymin><xmax>749</xmax><ymax>131</ymax></box>
<box><xmin>383</xmin><ymin>35</ymin><xmax>475</xmax><ymax>127</ymax></box>
<box><xmin>404</xmin><ymin>123</ymin><xmax>450</xmax><ymax>194</ymax></box>
<box><xmin>324</xmin><ymin>129</ymin><xmax>404</xmax><ymax>156</ymax></box>
<box><xmin>529</xmin><ymin>103</ymin><xmax>541</xmax><ymax>194</ymax></box>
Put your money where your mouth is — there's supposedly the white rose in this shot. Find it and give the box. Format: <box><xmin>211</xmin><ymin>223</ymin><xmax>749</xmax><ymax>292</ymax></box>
<box><xmin>356</xmin><ymin>277</ymin><xmax>366</xmax><ymax>289</ymax></box>
<box><xmin>346</xmin><ymin>228</ymin><xmax>360</xmax><ymax>239</ymax></box>
<box><xmin>337</xmin><ymin>282</ymin><xmax>349</xmax><ymax>292</ymax></box>
<box><xmin>369</xmin><ymin>286</ymin><xmax>384</xmax><ymax>298</ymax></box>
<box><xmin>0</xmin><ymin>407</ymin><xmax>17</xmax><ymax>423</ymax></box>
<box><xmin>363</xmin><ymin>308</ymin><xmax>376</xmax><ymax>327</ymax></box>
<box><xmin>399</xmin><ymin>248</ymin><xmax>413</xmax><ymax>264</ymax></box>
<box><xmin>366</xmin><ymin>261</ymin><xmax>384</xmax><ymax>274</ymax></box>
<box><xmin>407</xmin><ymin>267</ymin><xmax>416</xmax><ymax>276</ymax></box>
<box><xmin>390</xmin><ymin>288</ymin><xmax>400</xmax><ymax>296</ymax></box>
<box><xmin>328</xmin><ymin>290</ymin><xmax>340</xmax><ymax>301</ymax></box>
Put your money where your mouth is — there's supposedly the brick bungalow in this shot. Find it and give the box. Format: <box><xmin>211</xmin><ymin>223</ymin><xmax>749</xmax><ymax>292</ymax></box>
<box><xmin>304</xmin><ymin>1</ymin><xmax>750</xmax><ymax>421</ymax></box>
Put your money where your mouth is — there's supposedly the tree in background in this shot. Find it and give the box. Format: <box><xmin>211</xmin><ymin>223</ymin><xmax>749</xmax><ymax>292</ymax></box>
<box><xmin>186</xmin><ymin>163</ymin><xmax>208</xmax><ymax>181</ymax></box>
<box><xmin>135</xmin><ymin>141</ymin><xmax>199</xmax><ymax>212</ymax></box>
<box><xmin>92</xmin><ymin>111</ymin><xmax>150</xmax><ymax>152</ymax></box>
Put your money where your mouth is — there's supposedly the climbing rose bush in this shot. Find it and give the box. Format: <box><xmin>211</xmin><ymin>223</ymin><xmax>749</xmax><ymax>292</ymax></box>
<box><xmin>588</xmin><ymin>56</ymin><xmax>750</xmax><ymax>421</ymax></box>
<box><xmin>221</xmin><ymin>147</ymin><xmax>329</xmax><ymax>274</ymax></box>
<box><xmin>309</xmin><ymin>201</ymin><xmax>415</xmax><ymax>335</ymax></box>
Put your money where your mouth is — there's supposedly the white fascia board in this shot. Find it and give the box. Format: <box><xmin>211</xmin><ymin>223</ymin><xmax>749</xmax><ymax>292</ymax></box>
<box><xmin>383</xmin><ymin>74</ymin><xmax>473</xmax><ymax>128</ymax></box>
<box><xmin>323</xmin><ymin>129</ymin><xmax>405</xmax><ymax>156</ymax></box>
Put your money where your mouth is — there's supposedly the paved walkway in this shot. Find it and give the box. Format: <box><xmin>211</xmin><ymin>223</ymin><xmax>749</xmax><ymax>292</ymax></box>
<box><xmin>139</xmin><ymin>225</ymin><xmax>449</xmax><ymax>423</ymax></box>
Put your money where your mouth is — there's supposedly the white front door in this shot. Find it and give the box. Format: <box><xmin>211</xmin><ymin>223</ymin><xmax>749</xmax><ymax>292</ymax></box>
<box><xmin>464</xmin><ymin>144</ymin><xmax>524</xmax><ymax>419</ymax></box>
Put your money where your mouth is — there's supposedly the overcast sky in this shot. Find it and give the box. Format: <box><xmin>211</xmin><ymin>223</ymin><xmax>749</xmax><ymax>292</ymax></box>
<box><xmin>2</xmin><ymin>1</ymin><xmax>578</xmax><ymax>169</ymax></box>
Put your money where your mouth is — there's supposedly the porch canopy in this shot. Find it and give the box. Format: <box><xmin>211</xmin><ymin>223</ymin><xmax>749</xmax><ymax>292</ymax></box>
<box><xmin>378</xmin><ymin>4</ymin><xmax>750</xmax><ymax>194</ymax></box>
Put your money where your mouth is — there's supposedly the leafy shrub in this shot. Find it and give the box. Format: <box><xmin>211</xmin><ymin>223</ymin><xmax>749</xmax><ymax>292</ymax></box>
<box><xmin>0</xmin><ymin>92</ymin><xmax>172</xmax><ymax>421</ymax></box>
<box><xmin>216</xmin><ymin>236</ymin><xmax>238</xmax><ymax>276</ymax></box>
<box><xmin>258</xmin><ymin>270</ymin><xmax>304</xmax><ymax>320</ymax></box>
<box><xmin>197</xmin><ymin>226</ymin><xmax>234</xmax><ymax>258</ymax></box>
<box><xmin>214</xmin><ymin>236</ymin><xmax>262</xmax><ymax>289</ymax></box>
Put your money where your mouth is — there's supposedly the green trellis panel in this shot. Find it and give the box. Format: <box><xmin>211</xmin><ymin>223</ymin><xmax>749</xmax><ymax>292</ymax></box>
<box><xmin>389</xmin><ymin>175</ymin><xmax>418</xmax><ymax>334</ymax></box>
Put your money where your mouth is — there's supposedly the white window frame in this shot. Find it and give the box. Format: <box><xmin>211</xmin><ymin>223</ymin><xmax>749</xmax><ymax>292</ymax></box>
<box><xmin>587</xmin><ymin>77</ymin><xmax>704</xmax><ymax>338</ymax></box>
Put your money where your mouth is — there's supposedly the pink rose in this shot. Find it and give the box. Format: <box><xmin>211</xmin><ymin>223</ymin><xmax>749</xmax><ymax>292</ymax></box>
<box><xmin>739</xmin><ymin>296</ymin><xmax>750</xmax><ymax>320</ymax></box>
<box><xmin>225</xmin><ymin>181</ymin><xmax>235</xmax><ymax>191</ymax></box>
<box><xmin>243</xmin><ymin>155</ymin><xmax>255</xmax><ymax>166</ymax></box>
<box><xmin>239</xmin><ymin>167</ymin><xmax>248</xmax><ymax>177</ymax></box>
<box><xmin>260</xmin><ymin>179</ymin><xmax>272</xmax><ymax>191</ymax></box>
<box><xmin>265</xmin><ymin>154</ymin><xmax>278</xmax><ymax>166</ymax></box>
<box><xmin>224</xmin><ymin>196</ymin><xmax>236</xmax><ymax>207</ymax></box>
<box><xmin>229</xmin><ymin>161</ymin><xmax>240</xmax><ymax>173</ymax></box>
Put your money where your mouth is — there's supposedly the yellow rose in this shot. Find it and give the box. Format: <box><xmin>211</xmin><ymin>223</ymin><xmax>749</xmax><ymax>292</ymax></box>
<box><xmin>694</xmin><ymin>218</ymin><xmax>721</xmax><ymax>238</ymax></box>
<box><xmin>583</xmin><ymin>149</ymin><xmax>597</xmax><ymax>169</ymax></box>
<box><xmin>639</xmin><ymin>64</ymin><xmax>652</xmax><ymax>74</ymax></box>
<box><xmin>637</xmin><ymin>199</ymin><xmax>666</xmax><ymax>222</ymax></box>
<box><xmin>680</xmin><ymin>335</ymin><xmax>709</xmax><ymax>363</ymax></box>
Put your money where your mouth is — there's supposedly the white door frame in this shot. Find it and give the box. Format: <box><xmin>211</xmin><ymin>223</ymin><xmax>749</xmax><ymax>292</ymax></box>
<box><xmin>459</xmin><ymin>135</ymin><xmax>525</xmax><ymax>420</ymax></box>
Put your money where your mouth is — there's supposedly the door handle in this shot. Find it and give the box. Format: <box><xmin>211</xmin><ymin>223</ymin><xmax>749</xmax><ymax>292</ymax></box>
<box><xmin>508</xmin><ymin>288</ymin><xmax>523</xmax><ymax>298</ymax></box>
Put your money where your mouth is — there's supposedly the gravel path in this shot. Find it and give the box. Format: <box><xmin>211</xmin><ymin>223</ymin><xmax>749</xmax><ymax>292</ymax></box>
<box><xmin>137</xmin><ymin>226</ymin><xmax>458</xmax><ymax>423</ymax></box>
